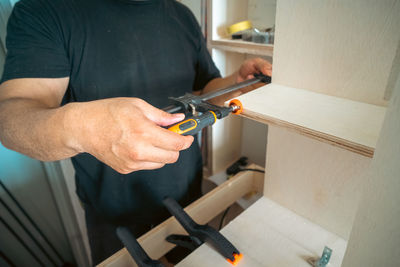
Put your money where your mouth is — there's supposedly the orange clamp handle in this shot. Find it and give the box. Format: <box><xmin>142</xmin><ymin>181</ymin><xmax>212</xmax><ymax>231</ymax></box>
<box><xmin>229</xmin><ymin>99</ymin><xmax>243</xmax><ymax>115</ymax></box>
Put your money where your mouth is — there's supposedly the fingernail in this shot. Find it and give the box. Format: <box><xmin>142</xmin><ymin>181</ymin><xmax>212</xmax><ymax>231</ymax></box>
<box><xmin>173</xmin><ymin>113</ymin><xmax>185</xmax><ymax>120</ymax></box>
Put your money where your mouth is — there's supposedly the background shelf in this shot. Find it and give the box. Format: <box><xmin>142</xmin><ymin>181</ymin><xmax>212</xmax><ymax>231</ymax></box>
<box><xmin>210</xmin><ymin>39</ymin><xmax>273</xmax><ymax>57</ymax></box>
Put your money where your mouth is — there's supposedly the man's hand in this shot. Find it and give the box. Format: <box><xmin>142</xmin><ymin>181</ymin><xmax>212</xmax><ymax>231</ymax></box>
<box><xmin>68</xmin><ymin>98</ymin><xmax>194</xmax><ymax>174</ymax></box>
<box><xmin>202</xmin><ymin>57</ymin><xmax>272</xmax><ymax>105</ymax></box>
<box><xmin>0</xmin><ymin>78</ymin><xmax>193</xmax><ymax>174</ymax></box>
<box><xmin>236</xmin><ymin>57</ymin><xmax>272</xmax><ymax>83</ymax></box>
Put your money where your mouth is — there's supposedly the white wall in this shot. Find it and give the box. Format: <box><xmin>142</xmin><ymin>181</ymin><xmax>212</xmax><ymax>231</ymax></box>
<box><xmin>179</xmin><ymin>0</ymin><xmax>202</xmax><ymax>24</ymax></box>
<box><xmin>248</xmin><ymin>0</ymin><xmax>276</xmax><ymax>29</ymax></box>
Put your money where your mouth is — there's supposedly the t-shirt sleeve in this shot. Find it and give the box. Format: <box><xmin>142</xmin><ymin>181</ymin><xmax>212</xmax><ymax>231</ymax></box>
<box><xmin>1</xmin><ymin>0</ymin><xmax>70</xmax><ymax>83</ymax></box>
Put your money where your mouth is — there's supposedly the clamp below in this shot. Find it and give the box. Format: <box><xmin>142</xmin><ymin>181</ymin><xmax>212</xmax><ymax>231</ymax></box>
<box><xmin>163</xmin><ymin>197</ymin><xmax>243</xmax><ymax>266</ymax></box>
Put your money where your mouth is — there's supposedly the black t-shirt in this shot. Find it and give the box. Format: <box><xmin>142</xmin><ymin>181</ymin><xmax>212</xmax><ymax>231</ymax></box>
<box><xmin>2</xmin><ymin>0</ymin><xmax>220</xmax><ymax>224</ymax></box>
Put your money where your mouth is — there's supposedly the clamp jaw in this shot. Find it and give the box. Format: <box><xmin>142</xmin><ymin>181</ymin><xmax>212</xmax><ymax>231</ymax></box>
<box><xmin>163</xmin><ymin>73</ymin><xmax>270</xmax><ymax>136</ymax></box>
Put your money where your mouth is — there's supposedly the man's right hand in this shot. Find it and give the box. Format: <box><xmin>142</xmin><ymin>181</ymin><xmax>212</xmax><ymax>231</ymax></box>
<box><xmin>0</xmin><ymin>78</ymin><xmax>193</xmax><ymax>174</ymax></box>
<box><xmin>67</xmin><ymin>98</ymin><xmax>194</xmax><ymax>174</ymax></box>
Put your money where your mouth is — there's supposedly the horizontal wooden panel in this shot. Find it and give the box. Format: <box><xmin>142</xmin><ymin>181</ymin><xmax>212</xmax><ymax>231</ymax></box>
<box><xmin>229</xmin><ymin>83</ymin><xmax>386</xmax><ymax>157</ymax></box>
<box><xmin>178</xmin><ymin>197</ymin><xmax>347</xmax><ymax>267</ymax></box>
<box><xmin>210</xmin><ymin>39</ymin><xmax>273</xmax><ymax>57</ymax></box>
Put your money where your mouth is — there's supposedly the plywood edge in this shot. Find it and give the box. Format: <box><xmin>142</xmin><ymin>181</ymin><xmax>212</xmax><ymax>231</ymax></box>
<box><xmin>98</xmin><ymin>165</ymin><xmax>262</xmax><ymax>267</ymax></box>
<box><xmin>210</xmin><ymin>39</ymin><xmax>274</xmax><ymax>57</ymax></box>
<box><xmin>240</xmin><ymin>111</ymin><xmax>374</xmax><ymax>157</ymax></box>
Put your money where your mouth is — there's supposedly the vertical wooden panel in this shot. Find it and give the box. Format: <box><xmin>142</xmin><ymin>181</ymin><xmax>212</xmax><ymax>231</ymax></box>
<box><xmin>273</xmin><ymin>0</ymin><xmax>400</xmax><ymax>106</ymax></box>
<box><xmin>264</xmin><ymin>125</ymin><xmax>371</xmax><ymax>239</ymax></box>
<box><xmin>342</xmin><ymin>61</ymin><xmax>400</xmax><ymax>267</ymax></box>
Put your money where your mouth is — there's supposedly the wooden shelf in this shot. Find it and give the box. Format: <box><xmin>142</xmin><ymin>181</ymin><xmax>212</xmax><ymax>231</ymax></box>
<box><xmin>227</xmin><ymin>84</ymin><xmax>386</xmax><ymax>157</ymax></box>
<box><xmin>209</xmin><ymin>39</ymin><xmax>274</xmax><ymax>57</ymax></box>
<box><xmin>177</xmin><ymin>197</ymin><xmax>347</xmax><ymax>267</ymax></box>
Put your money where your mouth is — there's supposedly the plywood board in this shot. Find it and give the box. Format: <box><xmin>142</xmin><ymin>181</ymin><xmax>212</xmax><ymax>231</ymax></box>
<box><xmin>342</xmin><ymin>61</ymin><xmax>400</xmax><ymax>267</ymax></box>
<box><xmin>230</xmin><ymin>83</ymin><xmax>386</xmax><ymax>157</ymax></box>
<box><xmin>177</xmin><ymin>197</ymin><xmax>347</xmax><ymax>267</ymax></box>
<box><xmin>264</xmin><ymin>125</ymin><xmax>371</xmax><ymax>239</ymax></box>
<box><xmin>272</xmin><ymin>0</ymin><xmax>400</xmax><ymax>106</ymax></box>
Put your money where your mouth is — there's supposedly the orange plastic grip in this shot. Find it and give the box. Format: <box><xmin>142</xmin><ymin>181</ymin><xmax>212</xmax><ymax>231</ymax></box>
<box><xmin>229</xmin><ymin>99</ymin><xmax>243</xmax><ymax>114</ymax></box>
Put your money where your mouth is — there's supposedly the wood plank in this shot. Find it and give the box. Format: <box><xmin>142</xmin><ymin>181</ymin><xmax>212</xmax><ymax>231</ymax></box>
<box><xmin>264</xmin><ymin>125</ymin><xmax>371</xmax><ymax>239</ymax></box>
<box><xmin>177</xmin><ymin>197</ymin><xmax>347</xmax><ymax>267</ymax></box>
<box><xmin>272</xmin><ymin>0</ymin><xmax>400</xmax><ymax>106</ymax></box>
<box><xmin>230</xmin><ymin>83</ymin><xmax>386</xmax><ymax>157</ymax></box>
<box><xmin>98</xmin><ymin>167</ymin><xmax>263</xmax><ymax>267</ymax></box>
<box><xmin>210</xmin><ymin>39</ymin><xmax>273</xmax><ymax>57</ymax></box>
<box><xmin>342</xmin><ymin>60</ymin><xmax>400</xmax><ymax>267</ymax></box>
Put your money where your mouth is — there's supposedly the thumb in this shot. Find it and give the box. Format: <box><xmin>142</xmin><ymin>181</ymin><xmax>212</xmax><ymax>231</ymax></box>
<box><xmin>137</xmin><ymin>101</ymin><xmax>185</xmax><ymax>126</ymax></box>
<box><xmin>153</xmin><ymin>112</ymin><xmax>185</xmax><ymax>127</ymax></box>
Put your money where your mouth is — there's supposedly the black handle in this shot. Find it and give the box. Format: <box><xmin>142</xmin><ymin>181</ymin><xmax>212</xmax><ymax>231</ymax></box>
<box><xmin>254</xmin><ymin>73</ymin><xmax>272</xmax><ymax>83</ymax></box>
<box><xmin>163</xmin><ymin>197</ymin><xmax>240</xmax><ymax>262</ymax></box>
<box><xmin>116</xmin><ymin>226</ymin><xmax>165</xmax><ymax>267</ymax></box>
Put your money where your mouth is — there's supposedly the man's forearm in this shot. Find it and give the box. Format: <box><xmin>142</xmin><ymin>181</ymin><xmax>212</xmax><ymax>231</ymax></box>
<box><xmin>0</xmin><ymin>98</ymin><xmax>81</xmax><ymax>161</ymax></box>
<box><xmin>201</xmin><ymin>72</ymin><xmax>237</xmax><ymax>95</ymax></box>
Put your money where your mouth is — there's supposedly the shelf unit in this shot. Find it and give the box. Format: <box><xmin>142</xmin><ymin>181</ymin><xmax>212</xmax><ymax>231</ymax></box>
<box><xmin>206</xmin><ymin>0</ymin><xmax>277</xmax><ymax>175</ymax></box>
<box><xmin>179</xmin><ymin>0</ymin><xmax>398</xmax><ymax>266</ymax></box>
<box><xmin>207</xmin><ymin>0</ymin><xmax>276</xmax><ymax>57</ymax></box>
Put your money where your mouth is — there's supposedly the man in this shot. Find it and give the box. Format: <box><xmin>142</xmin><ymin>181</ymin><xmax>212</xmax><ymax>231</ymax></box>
<box><xmin>0</xmin><ymin>0</ymin><xmax>271</xmax><ymax>264</ymax></box>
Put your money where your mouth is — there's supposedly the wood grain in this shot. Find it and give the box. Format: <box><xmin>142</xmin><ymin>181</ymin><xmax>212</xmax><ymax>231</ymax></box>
<box><xmin>230</xmin><ymin>83</ymin><xmax>386</xmax><ymax>157</ymax></box>
<box><xmin>264</xmin><ymin>125</ymin><xmax>371</xmax><ymax>239</ymax></box>
<box><xmin>343</xmin><ymin>61</ymin><xmax>400</xmax><ymax>267</ymax></box>
<box><xmin>177</xmin><ymin>197</ymin><xmax>347</xmax><ymax>267</ymax></box>
<box><xmin>272</xmin><ymin>0</ymin><xmax>400</xmax><ymax>106</ymax></box>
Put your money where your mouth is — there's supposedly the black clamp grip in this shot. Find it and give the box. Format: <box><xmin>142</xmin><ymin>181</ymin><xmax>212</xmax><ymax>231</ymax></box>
<box><xmin>116</xmin><ymin>226</ymin><xmax>165</xmax><ymax>267</ymax></box>
<box><xmin>254</xmin><ymin>73</ymin><xmax>272</xmax><ymax>83</ymax></box>
<box><xmin>163</xmin><ymin>197</ymin><xmax>242</xmax><ymax>264</ymax></box>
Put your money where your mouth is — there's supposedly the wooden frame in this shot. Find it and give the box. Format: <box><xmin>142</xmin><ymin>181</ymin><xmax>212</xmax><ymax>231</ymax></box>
<box><xmin>176</xmin><ymin>0</ymin><xmax>400</xmax><ymax>266</ymax></box>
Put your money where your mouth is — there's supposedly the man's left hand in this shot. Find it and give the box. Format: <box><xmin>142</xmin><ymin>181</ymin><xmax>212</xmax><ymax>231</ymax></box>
<box><xmin>201</xmin><ymin>57</ymin><xmax>272</xmax><ymax>106</ymax></box>
<box><xmin>236</xmin><ymin>57</ymin><xmax>272</xmax><ymax>83</ymax></box>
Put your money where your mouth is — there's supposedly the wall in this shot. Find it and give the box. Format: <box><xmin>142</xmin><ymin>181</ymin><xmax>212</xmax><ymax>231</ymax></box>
<box><xmin>248</xmin><ymin>0</ymin><xmax>276</xmax><ymax>29</ymax></box>
<box><xmin>179</xmin><ymin>0</ymin><xmax>202</xmax><ymax>24</ymax></box>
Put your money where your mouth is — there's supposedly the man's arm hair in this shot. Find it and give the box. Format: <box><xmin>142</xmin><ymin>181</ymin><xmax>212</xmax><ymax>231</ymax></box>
<box><xmin>0</xmin><ymin>78</ymin><xmax>82</xmax><ymax>161</ymax></box>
